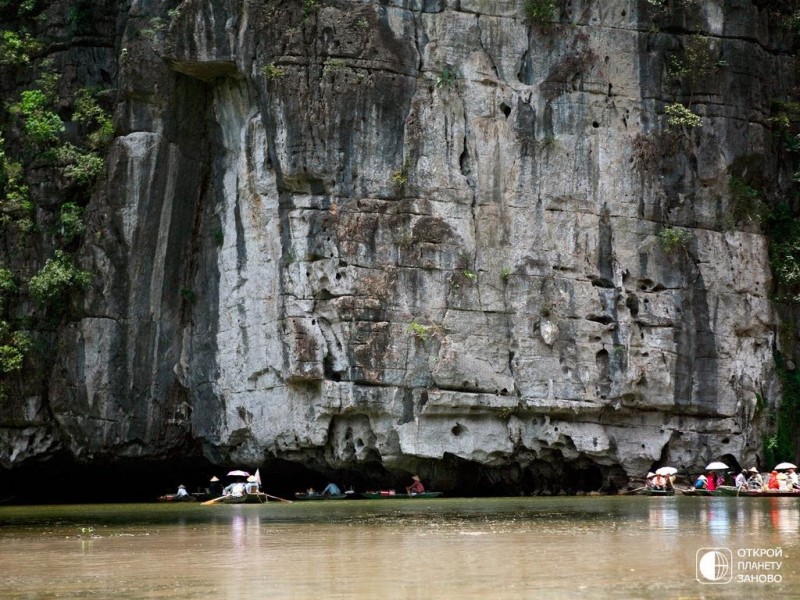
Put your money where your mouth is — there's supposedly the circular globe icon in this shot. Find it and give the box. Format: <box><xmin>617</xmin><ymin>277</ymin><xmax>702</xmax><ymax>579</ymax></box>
<box><xmin>698</xmin><ymin>550</ymin><xmax>731</xmax><ymax>582</ymax></box>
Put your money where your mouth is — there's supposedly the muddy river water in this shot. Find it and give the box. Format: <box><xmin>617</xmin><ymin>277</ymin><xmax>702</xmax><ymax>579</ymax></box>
<box><xmin>0</xmin><ymin>496</ymin><xmax>798</xmax><ymax>598</ymax></box>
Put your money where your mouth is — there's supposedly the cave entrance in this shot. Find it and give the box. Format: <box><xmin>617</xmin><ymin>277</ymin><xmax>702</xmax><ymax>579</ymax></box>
<box><xmin>563</xmin><ymin>463</ymin><xmax>604</xmax><ymax>493</ymax></box>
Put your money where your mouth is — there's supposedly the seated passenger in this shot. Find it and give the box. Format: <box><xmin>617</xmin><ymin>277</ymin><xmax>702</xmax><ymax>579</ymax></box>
<box><xmin>694</xmin><ymin>474</ymin><xmax>708</xmax><ymax>489</ymax></box>
<box><xmin>245</xmin><ymin>476</ymin><xmax>259</xmax><ymax>494</ymax></box>
<box><xmin>321</xmin><ymin>482</ymin><xmax>341</xmax><ymax>496</ymax></box>
<box><xmin>789</xmin><ymin>468</ymin><xmax>799</xmax><ymax>489</ymax></box>
<box><xmin>747</xmin><ymin>467</ymin><xmax>763</xmax><ymax>489</ymax></box>
<box><xmin>767</xmin><ymin>471</ymin><xmax>780</xmax><ymax>490</ymax></box>
<box><xmin>223</xmin><ymin>481</ymin><xmax>247</xmax><ymax>497</ymax></box>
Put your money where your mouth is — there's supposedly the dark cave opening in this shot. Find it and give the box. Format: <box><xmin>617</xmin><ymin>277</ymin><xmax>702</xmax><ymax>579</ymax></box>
<box><xmin>0</xmin><ymin>452</ymin><xmax>622</xmax><ymax>504</ymax></box>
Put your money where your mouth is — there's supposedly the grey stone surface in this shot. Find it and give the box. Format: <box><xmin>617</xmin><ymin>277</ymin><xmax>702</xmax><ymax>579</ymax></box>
<box><xmin>0</xmin><ymin>0</ymin><xmax>793</xmax><ymax>491</ymax></box>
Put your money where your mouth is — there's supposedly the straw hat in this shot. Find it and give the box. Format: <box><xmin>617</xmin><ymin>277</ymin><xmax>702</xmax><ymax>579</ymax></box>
<box><xmin>411</xmin><ymin>475</ymin><xmax>421</xmax><ymax>481</ymax></box>
<box><xmin>210</xmin><ymin>476</ymin><xmax>220</xmax><ymax>482</ymax></box>
<box><xmin>748</xmin><ymin>467</ymin><xmax>759</xmax><ymax>474</ymax></box>
<box><xmin>646</xmin><ymin>472</ymin><xmax>655</xmax><ymax>478</ymax></box>
<box><xmin>247</xmin><ymin>476</ymin><xmax>257</xmax><ymax>482</ymax></box>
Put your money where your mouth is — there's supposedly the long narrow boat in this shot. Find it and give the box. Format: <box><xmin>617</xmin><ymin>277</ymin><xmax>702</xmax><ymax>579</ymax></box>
<box><xmin>157</xmin><ymin>493</ymin><xmax>197</xmax><ymax>502</ymax></box>
<box><xmin>715</xmin><ymin>485</ymin><xmax>746</xmax><ymax>497</ymax></box>
<box><xmin>293</xmin><ymin>492</ymin><xmax>350</xmax><ymax>501</ymax></box>
<box><xmin>687</xmin><ymin>486</ymin><xmax>800</xmax><ymax>498</ymax></box>
<box><xmin>361</xmin><ymin>491</ymin><xmax>443</xmax><ymax>499</ymax></box>
<box><xmin>742</xmin><ymin>489</ymin><xmax>800</xmax><ymax>498</ymax></box>
<box><xmin>680</xmin><ymin>488</ymin><xmax>718</xmax><ymax>496</ymax></box>
<box><xmin>645</xmin><ymin>488</ymin><xmax>675</xmax><ymax>496</ymax></box>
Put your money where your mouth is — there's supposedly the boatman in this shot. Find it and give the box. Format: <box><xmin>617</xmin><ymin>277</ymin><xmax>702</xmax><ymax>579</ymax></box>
<box><xmin>209</xmin><ymin>476</ymin><xmax>222</xmax><ymax>497</ymax></box>
<box><xmin>406</xmin><ymin>475</ymin><xmax>425</xmax><ymax>495</ymax></box>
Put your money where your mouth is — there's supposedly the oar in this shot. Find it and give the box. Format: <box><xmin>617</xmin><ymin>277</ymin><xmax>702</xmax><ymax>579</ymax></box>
<box><xmin>622</xmin><ymin>486</ymin><xmax>646</xmax><ymax>495</ymax></box>
<box><xmin>201</xmin><ymin>494</ymin><xmax>229</xmax><ymax>505</ymax></box>
<box><xmin>265</xmin><ymin>493</ymin><xmax>293</xmax><ymax>504</ymax></box>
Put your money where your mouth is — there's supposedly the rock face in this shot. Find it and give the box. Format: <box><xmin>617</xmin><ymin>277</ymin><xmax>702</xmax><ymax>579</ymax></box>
<box><xmin>0</xmin><ymin>0</ymin><xmax>794</xmax><ymax>493</ymax></box>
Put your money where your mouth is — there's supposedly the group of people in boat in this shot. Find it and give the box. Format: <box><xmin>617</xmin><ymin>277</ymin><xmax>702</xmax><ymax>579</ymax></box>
<box><xmin>221</xmin><ymin>476</ymin><xmax>260</xmax><ymax>498</ymax></box>
<box><xmin>694</xmin><ymin>466</ymin><xmax>800</xmax><ymax>491</ymax></box>
<box><xmin>301</xmin><ymin>475</ymin><xmax>426</xmax><ymax>498</ymax></box>
<box><xmin>694</xmin><ymin>471</ymin><xmax>727</xmax><ymax>491</ymax></box>
<box><xmin>303</xmin><ymin>482</ymin><xmax>345</xmax><ymax>498</ymax></box>
<box><xmin>167</xmin><ymin>474</ymin><xmax>261</xmax><ymax>501</ymax></box>
<box><xmin>763</xmin><ymin>468</ymin><xmax>799</xmax><ymax>491</ymax></box>
<box><xmin>645</xmin><ymin>472</ymin><xmax>675</xmax><ymax>491</ymax></box>
<box><xmin>644</xmin><ymin>464</ymin><xmax>800</xmax><ymax>494</ymax></box>
<box><xmin>733</xmin><ymin>468</ymin><xmax>763</xmax><ymax>490</ymax></box>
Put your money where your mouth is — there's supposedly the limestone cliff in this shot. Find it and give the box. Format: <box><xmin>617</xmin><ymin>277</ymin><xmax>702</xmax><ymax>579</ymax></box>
<box><xmin>0</xmin><ymin>0</ymin><xmax>796</xmax><ymax>494</ymax></box>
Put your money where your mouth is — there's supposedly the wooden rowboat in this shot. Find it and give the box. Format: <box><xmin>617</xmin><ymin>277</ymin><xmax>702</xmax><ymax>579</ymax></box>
<box><xmin>361</xmin><ymin>491</ymin><xmax>443</xmax><ymax>499</ymax></box>
<box><xmin>644</xmin><ymin>488</ymin><xmax>675</xmax><ymax>496</ymax></box>
<box><xmin>741</xmin><ymin>489</ymin><xmax>800</xmax><ymax>498</ymax></box>
<box><xmin>157</xmin><ymin>494</ymin><xmax>197</xmax><ymax>502</ymax></box>
<box><xmin>715</xmin><ymin>485</ymin><xmax>745</xmax><ymax>496</ymax></box>
<box><xmin>684</xmin><ymin>486</ymin><xmax>800</xmax><ymax>498</ymax></box>
<box><xmin>221</xmin><ymin>492</ymin><xmax>268</xmax><ymax>504</ymax></box>
<box><xmin>680</xmin><ymin>488</ymin><xmax>718</xmax><ymax>496</ymax></box>
<box><xmin>294</xmin><ymin>492</ymin><xmax>350</xmax><ymax>501</ymax></box>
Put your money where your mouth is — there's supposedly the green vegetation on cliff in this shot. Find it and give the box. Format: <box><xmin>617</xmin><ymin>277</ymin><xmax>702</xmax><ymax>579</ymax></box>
<box><xmin>765</xmin><ymin>356</ymin><xmax>800</xmax><ymax>467</ymax></box>
<box><xmin>0</xmin><ymin>14</ymin><xmax>113</xmax><ymax>394</ymax></box>
<box><xmin>28</xmin><ymin>250</ymin><xmax>92</xmax><ymax>307</ymax></box>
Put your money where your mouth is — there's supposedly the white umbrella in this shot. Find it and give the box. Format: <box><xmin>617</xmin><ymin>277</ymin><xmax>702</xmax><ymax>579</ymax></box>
<box><xmin>774</xmin><ymin>462</ymin><xmax>798</xmax><ymax>470</ymax></box>
<box><xmin>656</xmin><ymin>466</ymin><xmax>678</xmax><ymax>476</ymax></box>
<box><xmin>227</xmin><ymin>469</ymin><xmax>250</xmax><ymax>477</ymax></box>
<box><xmin>705</xmin><ymin>462</ymin><xmax>729</xmax><ymax>470</ymax></box>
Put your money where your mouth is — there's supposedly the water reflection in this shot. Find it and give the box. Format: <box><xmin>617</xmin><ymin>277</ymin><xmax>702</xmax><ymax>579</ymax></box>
<box><xmin>681</xmin><ymin>497</ymin><xmax>800</xmax><ymax>539</ymax></box>
<box><xmin>647</xmin><ymin>499</ymin><xmax>680</xmax><ymax>531</ymax></box>
<box><xmin>0</xmin><ymin>498</ymin><xmax>798</xmax><ymax>599</ymax></box>
<box><xmin>763</xmin><ymin>497</ymin><xmax>800</xmax><ymax>534</ymax></box>
<box><xmin>702</xmin><ymin>499</ymin><xmax>731</xmax><ymax>536</ymax></box>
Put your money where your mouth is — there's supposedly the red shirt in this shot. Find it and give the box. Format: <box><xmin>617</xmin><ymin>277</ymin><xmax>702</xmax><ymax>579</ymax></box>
<box><xmin>408</xmin><ymin>480</ymin><xmax>425</xmax><ymax>494</ymax></box>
